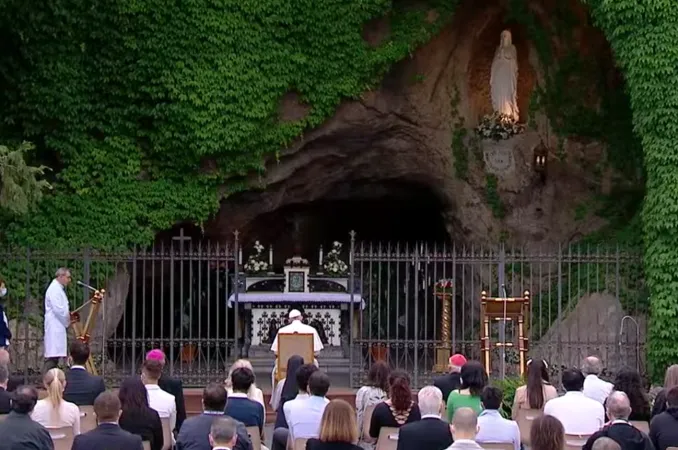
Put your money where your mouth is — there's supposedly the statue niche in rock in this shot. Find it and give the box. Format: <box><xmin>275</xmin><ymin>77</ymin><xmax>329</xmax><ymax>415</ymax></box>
<box><xmin>491</xmin><ymin>30</ymin><xmax>519</xmax><ymax>121</ymax></box>
<box><xmin>477</xmin><ymin>30</ymin><xmax>524</xmax><ymax>141</ymax></box>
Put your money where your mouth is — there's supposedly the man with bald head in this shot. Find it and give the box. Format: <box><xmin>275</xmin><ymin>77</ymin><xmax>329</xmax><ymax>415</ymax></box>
<box><xmin>583</xmin><ymin>356</ymin><xmax>614</xmax><ymax>404</ymax></box>
<box><xmin>444</xmin><ymin>407</ymin><xmax>485</xmax><ymax>450</ymax></box>
<box><xmin>582</xmin><ymin>391</ymin><xmax>653</xmax><ymax>450</ymax></box>
<box><xmin>0</xmin><ymin>348</ymin><xmax>22</xmax><ymax>392</ymax></box>
<box><xmin>592</xmin><ymin>437</ymin><xmax>622</xmax><ymax>450</ymax></box>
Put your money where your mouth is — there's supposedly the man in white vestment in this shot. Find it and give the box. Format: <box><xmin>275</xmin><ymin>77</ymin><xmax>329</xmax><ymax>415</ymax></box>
<box><xmin>270</xmin><ymin>309</ymin><xmax>323</xmax><ymax>389</ymax></box>
<box><xmin>44</xmin><ymin>267</ymin><xmax>72</xmax><ymax>371</ymax></box>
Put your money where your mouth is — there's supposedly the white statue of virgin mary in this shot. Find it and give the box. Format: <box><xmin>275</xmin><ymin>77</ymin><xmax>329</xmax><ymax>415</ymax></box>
<box><xmin>490</xmin><ymin>30</ymin><xmax>519</xmax><ymax>121</ymax></box>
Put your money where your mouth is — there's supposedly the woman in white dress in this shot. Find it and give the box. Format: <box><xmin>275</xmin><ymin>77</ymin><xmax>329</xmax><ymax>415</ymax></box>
<box><xmin>31</xmin><ymin>368</ymin><xmax>81</xmax><ymax>434</ymax></box>
<box><xmin>356</xmin><ymin>361</ymin><xmax>391</xmax><ymax>450</ymax></box>
<box><xmin>225</xmin><ymin>359</ymin><xmax>265</xmax><ymax>408</ymax></box>
<box><xmin>490</xmin><ymin>30</ymin><xmax>519</xmax><ymax>121</ymax></box>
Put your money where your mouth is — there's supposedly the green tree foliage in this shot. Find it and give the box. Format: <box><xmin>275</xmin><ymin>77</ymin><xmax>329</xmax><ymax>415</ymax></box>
<box><xmin>0</xmin><ymin>142</ymin><xmax>51</xmax><ymax>217</ymax></box>
<box><xmin>0</xmin><ymin>0</ymin><xmax>456</xmax><ymax>250</ymax></box>
<box><xmin>585</xmin><ymin>0</ymin><xmax>678</xmax><ymax>382</ymax></box>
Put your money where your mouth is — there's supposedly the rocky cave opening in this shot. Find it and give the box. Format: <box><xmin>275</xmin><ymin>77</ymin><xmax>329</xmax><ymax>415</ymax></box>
<box><xmin>237</xmin><ymin>178</ymin><xmax>451</xmax><ymax>264</ymax></box>
<box><xmin>113</xmin><ymin>0</ymin><xmax>628</xmax><ymax>366</ymax></box>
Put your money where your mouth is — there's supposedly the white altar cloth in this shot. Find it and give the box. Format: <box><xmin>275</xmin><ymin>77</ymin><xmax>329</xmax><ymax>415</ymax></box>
<box><xmin>227</xmin><ymin>292</ymin><xmax>365</xmax><ymax>309</ymax></box>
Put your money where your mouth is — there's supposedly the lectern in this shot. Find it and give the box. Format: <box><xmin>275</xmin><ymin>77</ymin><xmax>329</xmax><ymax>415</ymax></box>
<box><xmin>480</xmin><ymin>290</ymin><xmax>530</xmax><ymax>376</ymax></box>
<box><xmin>70</xmin><ymin>287</ymin><xmax>105</xmax><ymax>374</ymax></box>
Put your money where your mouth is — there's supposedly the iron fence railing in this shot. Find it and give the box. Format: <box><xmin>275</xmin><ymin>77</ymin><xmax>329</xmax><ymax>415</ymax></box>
<box><xmin>0</xmin><ymin>234</ymin><xmax>646</xmax><ymax>388</ymax></box>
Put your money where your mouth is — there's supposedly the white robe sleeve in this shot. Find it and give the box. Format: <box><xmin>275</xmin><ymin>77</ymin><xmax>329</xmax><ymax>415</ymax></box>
<box><xmin>47</xmin><ymin>286</ymin><xmax>70</xmax><ymax>328</ymax></box>
<box><xmin>271</xmin><ymin>334</ymin><xmax>279</xmax><ymax>354</ymax></box>
<box><xmin>312</xmin><ymin>329</ymin><xmax>323</xmax><ymax>352</ymax></box>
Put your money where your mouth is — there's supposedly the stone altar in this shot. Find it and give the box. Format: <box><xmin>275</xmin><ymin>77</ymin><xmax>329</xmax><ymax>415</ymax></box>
<box><xmin>228</xmin><ymin>253</ymin><xmax>363</xmax><ymax>351</ymax></box>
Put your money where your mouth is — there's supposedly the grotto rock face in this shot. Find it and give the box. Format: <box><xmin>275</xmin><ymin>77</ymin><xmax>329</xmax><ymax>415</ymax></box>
<box><xmin>206</xmin><ymin>0</ymin><xmax>620</xmax><ymax>250</ymax></box>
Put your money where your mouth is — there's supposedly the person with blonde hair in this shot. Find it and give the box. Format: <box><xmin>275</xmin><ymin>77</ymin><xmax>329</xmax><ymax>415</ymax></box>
<box><xmin>225</xmin><ymin>359</ymin><xmax>265</xmax><ymax>407</ymax></box>
<box><xmin>652</xmin><ymin>365</ymin><xmax>678</xmax><ymax>417</ymax></box>
<box><xmin>31</xmin><ymin>368</ymin><xmax>81</xmax><ymax>434</ymax></box>
<box><xmin>306</xmin><ymin>399</ymin><xmax>361</xmax><ymax>450</ymax></box>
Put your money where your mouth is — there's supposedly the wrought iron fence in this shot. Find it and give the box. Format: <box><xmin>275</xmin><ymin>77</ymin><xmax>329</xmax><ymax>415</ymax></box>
<box><xmin>349</xmin><ymin>241</ymin><xmax>647</xmax><ymax>388</ymax></box>
<box><xmin>0</xmin><ymin>235</ymin><xmax>646</xmax><ymax>389</ymax></box>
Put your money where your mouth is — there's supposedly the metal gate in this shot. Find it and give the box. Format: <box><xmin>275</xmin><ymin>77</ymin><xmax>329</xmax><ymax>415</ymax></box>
<box><xmin>1</xmin><ymin>235</ymin><xmax>646</xmax><ymax>387</ymax></box>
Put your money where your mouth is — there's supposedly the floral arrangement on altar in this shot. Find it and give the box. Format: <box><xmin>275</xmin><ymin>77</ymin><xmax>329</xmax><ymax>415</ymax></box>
<box><xmin>322</xmin><ymin>241</ymin><xmax>348</xmax><ymax>276</ymax></box>
<box><xmin>244</xmin><ymin>241</ymin><xmax>269</xmax><ymax>274</ymax></box>
<box><xmin>435</xmin><ymin>279</ymin><xmax>454</xmax><ymax>294</ymax></box>
<box><xmin>475</xmin><ymin>112</ymin><xmax>524</xmax><ymax>141</ymax></box>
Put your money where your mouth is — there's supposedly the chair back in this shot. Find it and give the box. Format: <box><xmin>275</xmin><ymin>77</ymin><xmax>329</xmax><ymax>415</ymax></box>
<box><xmin>247</xmin><ymin>426</ymin><xmax>262</xmax><ymax>450</ymax></box>
<box><xmin>0</xmin><ymin>414</ymin><xmax>7</xmax><ymax>423</ymax></box>
<box><xmin>142</xmin><ymin>441</ymin><xmax>152</xmax><ymax>450</ymax></box>
<box><xmin>47</xmin><ymin>426</ymin><xmax>75</xmax><ymax>450</ymax></box>
<box><xmin>277</xmin><ymin>333</ymin><xmax>314</xmax><ymax>381</ymax></box>
<box><xmin>376</xmin><ymin>427</ymin><xmax>399</xmax><ymax>450</ymax></box>
<box><xmin>480</xmin><ymin>443</ymin><xmax>514</xmax><ymax>450</ymax></box>
<box><xmin>79</xmin><ymin>405</ymin><xmax>97</xmax><ymax>433</ymax></box>
<box><xmin>293</xmin><ymin>438</ymin><xmax>308</xmax><ymax>450</ymax></box>
<box><xmin>564</xmin><ymin>433</ymin><xmax>593</xmax><ymax>450</ymax></box>
<box><xmin>362</xmin><ymin>405</ymin><xmax>376</xmax><ymax>440</ymax></box>
<box><xmin>515</xmin><ymin>408</ymin><xmax>542</xmax><ymax>445</ymax></box>
<box><xmin>160</xmin><ymin>417</ymin><xmax>172</xmax><ymax>450</ymax></box>
<box><xmin>631</xmin><ymin>420</ymin><xmax>650</xmax><ymax>434</ymax></box>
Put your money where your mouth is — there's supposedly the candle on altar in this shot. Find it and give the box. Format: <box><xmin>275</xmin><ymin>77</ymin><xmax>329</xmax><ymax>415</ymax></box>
<box><xmin>269</xmin><ymin>245</ymin><xmax>273</xmax><ymax>265</ymax></box>
<box><xmin>238</xmin><ymin>247</ymin><xmax>242</xmax><ymax>265</ymax></box>
<box><xmin>319</xmin><ymin>246</ymin><xmax>323</xmax><ymax>266</ymax></box>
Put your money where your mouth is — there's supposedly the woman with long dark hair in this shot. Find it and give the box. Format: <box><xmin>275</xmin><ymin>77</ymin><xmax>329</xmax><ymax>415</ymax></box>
<box><xmin>512</xmin><ymin>359</ymin><xmax>557</xmax><ymax>418</ymax></box>
<box><xmin>368</xmin><ymin>370</ymin><xmax>421</xmax><ymax>439</ymax></box>
<box><xmin>356</xmin><ymin>362</ymin><xmax>390</xmax><ymax>449</ymax></box>
<box><xmin>446</xmin><ymin>360</ymin><xmax>487</xmax><ymax>421</ymax></box>
<box><xmin>611</xmin><ymin>368</ymin><xmax>650</xmax><ymax>421</ymax></box>
<box><xmin>118</xmin><ymin>376</ymin><xmax>164</xmax><ymax>450</ymax></box>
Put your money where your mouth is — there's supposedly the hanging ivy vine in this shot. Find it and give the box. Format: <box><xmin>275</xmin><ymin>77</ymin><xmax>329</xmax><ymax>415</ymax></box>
<box><xmin>0</xmin><ymin>0</ymin><xmax>457</xmax><ymax>250</ymax></box>
<box><xmin>583</xmin><ymin>0</ymin><xmax>678</xmax><ymax>382</ymax></box>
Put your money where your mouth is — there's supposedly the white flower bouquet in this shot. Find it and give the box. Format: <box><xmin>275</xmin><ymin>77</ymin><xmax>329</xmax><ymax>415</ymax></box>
<box><xmin>475</xmin><ymin>112</ymin><xmax>524</xmax><ymax>140</ymax></box>
<box><xmin>244</xmin><ymin>240</ymin><xmax>269</xmax><ymax>274</ymax></box>
<box><xmin>322</xmin><ymin>241</ymin><xmax>348</xmax><ymax>276</ymax></box>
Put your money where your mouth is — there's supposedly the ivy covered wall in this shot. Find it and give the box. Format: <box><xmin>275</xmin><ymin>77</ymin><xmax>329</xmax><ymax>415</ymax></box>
<box><xmin>585</xmin><ymin>0</ymin><xmax>678</xmax><ymax>381</ymax></box>
<box><xmin>0</xmin><ymin>0</ymin><xmax>457</xmax><ymax>249</ymax></box>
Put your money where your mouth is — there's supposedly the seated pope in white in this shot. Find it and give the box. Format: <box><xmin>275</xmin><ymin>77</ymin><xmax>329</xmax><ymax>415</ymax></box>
<box><xmin>271</xmin><ymin>309</ymin><xmax>323</xmax><ymax>387</ymax></box>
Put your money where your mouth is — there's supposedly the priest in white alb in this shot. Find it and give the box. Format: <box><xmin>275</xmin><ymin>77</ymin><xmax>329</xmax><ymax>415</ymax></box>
<box><xmin>44</xmin><ymin>267</ymin><xmax>72</xmax><ymax>371</ymax></box>
<box><xmin>270</xmin><ymin>309</ymin><xmax>323</xmax><ymax>388</ymax></box>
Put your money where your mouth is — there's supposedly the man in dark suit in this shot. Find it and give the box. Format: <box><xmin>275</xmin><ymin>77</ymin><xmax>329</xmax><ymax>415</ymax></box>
<box><xmin>397</xmin><ymin>386</ymin><xmax>453</xmax><ymax>450</ymax></box>
<box><xmin>0</xmin><ymin>348</ymin><xmax>24</xmax><ymax>392</ymax></box>
<box><xmin>0</xmin><ymin>385</ymin><xmax>53</xmax><ymax>450</ymax></box>
<box><xmin>63</xmin><ymin>341</ymin><xmax>106</xmax><ymax>405</ymax></box>
<box><xmin>434</xmin><ymin>354</ymin><xmax>466</xmax><ymax>403</ymax></box>
<box><xmin>0</xmin><ymin>363</ymin><xmax>11</xmax><ymax>413</ymax></box>
<box><xmin>147</xmin><ymin>348</ymin><xmax>187</xmax><ymax>432</ymax></box>
<box><xmin>176</xmin><ymin>383</ymin><xmax>252</xmax><ymax>450</ymax></box>
<box><xmin>72</xmin><ymin>390</ymin><xmax>143</xmax><ymax>450</ymax></box>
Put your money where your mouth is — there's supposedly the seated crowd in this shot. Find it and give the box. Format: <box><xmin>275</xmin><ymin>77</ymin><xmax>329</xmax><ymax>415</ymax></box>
<box><xmin>0</xmin><ymin>344</ymin><xmax>677</xmax><ymax>450</ymax></box>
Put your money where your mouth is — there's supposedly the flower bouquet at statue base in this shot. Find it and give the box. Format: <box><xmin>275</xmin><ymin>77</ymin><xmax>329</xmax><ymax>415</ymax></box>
<box><xmin>244</xmin><ymin>241</ymin><xmax>269</xmax><ymax>275</ymax></box>
<box><xmin>322</xmin><ymin>241</ymin><xmax>348</xmax><ymax>277</ymax></box>
<box><xmin>475</xmin><ymin>112</ymin><xmax>524</xmax><ymax>141</ymax></box>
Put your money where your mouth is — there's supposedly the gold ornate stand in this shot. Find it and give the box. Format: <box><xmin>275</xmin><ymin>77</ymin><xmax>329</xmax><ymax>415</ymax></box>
<box><xmin>434</xmin><ymin>288</ymin><xmax>452</xmax><ymax>372</ymax></box>
<box><xmin>480</xmin><ymin>290</ymin><xmax>530</xmax><ymax>376</ymax></box>
<box><xmin>70</xmin><ymin>288</ymin><xmax>105</xmax><ymax>374</ymax></box>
